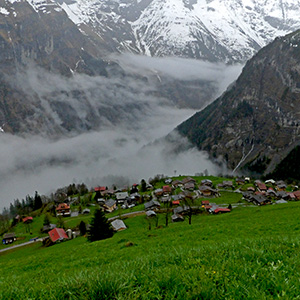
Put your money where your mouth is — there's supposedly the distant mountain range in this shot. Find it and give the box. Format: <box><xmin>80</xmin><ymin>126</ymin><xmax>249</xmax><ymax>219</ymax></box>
<box><xmin>48</xmin><ymin>0</ymin><xmax>300</xmax><ymax>62</ymax></box>
<box><xmin>0</xmin><ymin>0</ymin><xmax>300</xmax><ymax>138</ymax></box>
<box><xmin>176</xmin><ymin>30</ymin><xmax>300</xmax><ymax>175</ymax></box>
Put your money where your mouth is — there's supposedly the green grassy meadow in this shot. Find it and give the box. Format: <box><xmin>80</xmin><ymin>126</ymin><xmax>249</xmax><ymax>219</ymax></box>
<box><xmin>2</xmin><ymin>202</ymin><xmax>300</xmax><ymax>299</ymax></box>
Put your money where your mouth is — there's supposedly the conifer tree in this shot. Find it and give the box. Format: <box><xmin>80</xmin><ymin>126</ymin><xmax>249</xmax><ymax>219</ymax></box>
<box><xmin>87</xmin><ymin>209</ymin><xmax>114</xmax><ymax>242</ymax></box>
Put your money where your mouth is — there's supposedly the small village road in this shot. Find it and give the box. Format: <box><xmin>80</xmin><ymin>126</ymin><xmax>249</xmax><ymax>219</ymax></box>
<box><xmin>0</xmin><ymin>240</ymin><xmax>36</xmax><ymax>253</ymax></box>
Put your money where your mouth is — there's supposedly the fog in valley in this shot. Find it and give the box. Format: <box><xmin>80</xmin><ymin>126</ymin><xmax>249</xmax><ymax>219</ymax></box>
<box><xmin>0</xmin><ymin>54</ymin><xmax>243</xmax><ymax>210</ymax></box>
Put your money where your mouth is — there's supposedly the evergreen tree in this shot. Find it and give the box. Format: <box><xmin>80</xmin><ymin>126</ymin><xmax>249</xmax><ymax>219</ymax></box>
<box><xmin>87</xmin><ymin>209</ymin><xmax>114</xmax><ymax>242</ymax></box>
<box><xmin>79</xmin><ymin>220</ymin><xmax>87</xmax><ymax>236</ymax></box>
<box><xmin>34</xmin><ymin>191</ymin><xmax>43</xmax><ymax>211</ymax></box>
<box><xmin>141</xmin><ymin>179</ymin><xmax>147</xmax><ymax>192</ymax></box>
<box><xmin>43</xmin><ymin>213</ymin><xmax>51</xmax><ymax>226</ymax></box>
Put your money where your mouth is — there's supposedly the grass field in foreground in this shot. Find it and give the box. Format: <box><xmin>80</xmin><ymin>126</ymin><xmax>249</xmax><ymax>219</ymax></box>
<box><xmin>1</xmin><ymin>202</ymin><xmax>300</xmax><ymax>299</ymax></box>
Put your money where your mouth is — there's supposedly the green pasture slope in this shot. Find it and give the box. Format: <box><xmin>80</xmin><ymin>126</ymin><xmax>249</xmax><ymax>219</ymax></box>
<box><xmin>2</xmin><ymin>203</ymin><xmax>300</xmax><ymax>299</ymax></box>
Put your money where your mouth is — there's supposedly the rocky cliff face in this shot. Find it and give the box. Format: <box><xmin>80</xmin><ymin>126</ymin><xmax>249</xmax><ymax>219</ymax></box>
<box><xmin>176</xmin><ymin>30</ymin><xmax>300</xmax><ymax>174</ymax></box>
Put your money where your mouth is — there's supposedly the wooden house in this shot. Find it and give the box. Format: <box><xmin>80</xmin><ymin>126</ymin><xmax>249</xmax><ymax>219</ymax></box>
<box><xmin>56</xmin><ymin>203</ymin><xmax>71</xmax><ymax>217</ymax></box>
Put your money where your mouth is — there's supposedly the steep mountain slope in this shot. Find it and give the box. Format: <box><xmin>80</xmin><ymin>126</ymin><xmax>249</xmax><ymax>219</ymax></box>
<box><xmin>57</xmin><ymin>0</ymin><xmax>300</xmax><ymax>62</ymax></box>
<box><xmin>0</xmin><ymin>0</ymin><xmax>223</xmax><ymax>136</ymax></box>
<box><xmin>176</xmin><ymin>30</ymin><xmax>300</xmax><ymax>174</ymax></box>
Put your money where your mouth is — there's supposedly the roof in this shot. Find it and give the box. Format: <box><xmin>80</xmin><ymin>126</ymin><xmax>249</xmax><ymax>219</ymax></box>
<box><xmin>182</xmin><ymin>177</ymin><xmax>196</xmax><ymax>184</ymax></box>
<box><xmin>163</xmin><ymin>185</ymin><xmax>172</xmax><ymax>193</ymax></box>
<box><xmin>172</xmin><ymin>200</ymin><xmax>180</xmax><ymax>205</ymax></box>
<box><xmin>144</xmin><ymin>200</ymin><xmax>161</xmax><ymax>210</ymax></box>
<box><xmin>94</xmin><ymin>186</ymin><xmax>106</xmax><ymax>192</ymax></box>
<box><xmin>111</xmin><ymin>219</ymin><xmax>127</xmax><ymax>231</ymax></box>
<box><xmin>42</xmin><ymin>224</ymin><xmax>56</xmax><ymax>232</ymax></box>
<box><xmin>171</xmin><ymin>214</ymin><xmax>184</xmax><ymax>221</ymax></box>
<box><xmin>3</xmin><ymin>232</ymin><xmax>16</xmax><ymax>239</ymax></box>
<box><xmin>146</xmin><ymin>210</ymin><xmax>157</xmax><ymax>217</ymax></box>
<box><xmin>214</xmin><ymin>208</ymin><xmax>231</xmax><ymax>214</ymax></box>
<box><xmin>116</xmin><ymin>192</ymin><xmax>129</xmax><ymax>200</ymax></box>
<box><xmin>22</xmin><ymin>216</ymin><xmax>33</xmax><ymax>223</ymax></box>
<box><xmin>56</xmin><ymin>203</ymin><xmax>70</xmax><ymax>211</ymax></box>
<box><xmin>105</xmin><ymin>199</ymin><xmax>116</xmax><ymax>208</ymax></box>
<box><xmin>48</xmin><ymin>228</ymin><xmax>68</xmax><ymax>242</ymax></box>
<box><xmin>257</xmin><ymin>182</ymin><xmax>267</xmax><ymax>191</ymax></box>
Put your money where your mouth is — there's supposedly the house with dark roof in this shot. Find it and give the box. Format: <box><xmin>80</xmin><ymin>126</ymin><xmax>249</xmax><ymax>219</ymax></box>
<box><xmin>171</xmin><ymin>214</ymin><xmax>184</xmax><ymax>222</ymax></box>
<box><xmin>104</xmin><ymin>199</ymin><xmax>116</xmax><ymax>213</ymax></box>
<box><xmin>2</xmin><ymin>233</ymin><xmax>16</xmax><ymax>244</ymax></box>
<box><xmin>144</xmin><ymin>200</ymin><xmax>161</xmax><ymax>211</ymax></box>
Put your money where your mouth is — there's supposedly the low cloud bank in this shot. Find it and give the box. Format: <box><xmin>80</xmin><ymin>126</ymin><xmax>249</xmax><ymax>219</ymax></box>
<box><xmin>0</xmin><ymin>54</ymin><xmax>241</xmax><ymax>210</ymax></box>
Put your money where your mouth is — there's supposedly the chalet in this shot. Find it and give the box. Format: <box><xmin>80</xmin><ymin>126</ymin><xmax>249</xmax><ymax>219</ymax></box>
<box><xmin>252</xmin><ymin>195</ymin><xmax>271</xmax><ymax>206</ymax></box>
<box><xmin>184</xmin><ymin>182</ymin><xmax>195</xmax><ymax>191</ymax></box>
<box><xmin>199</xmin><ymin>186</ymin><xmax>218</xmax><ymax>197</ymax></box>
<box><xmin>56</xmin><ymin>203</ymin><xmax>71</xmax><ymax>217</ymax></box>
<box><xmin>104</xmin><ymin>199</ymin><xmax>116</xmax><ymax>213</ymax></box>
<box><xmin>154</xmin><ymin>188</ymin><xmax>163</xmax><ymax>197</ymax></box>
<box><xmin>171</xmin><ymin>214</ymin><xmax>184</xmax><ymax>222</ymax></box>
<box><xmin>172</xmin><ymin>200</ymin><xmax>180</xmax><ymax>205</ymax></box>
<box><xmin>71</xmin><ymin>211</ymin><xmax>79</xmax><ymax>217</ymax></box>
<box><xmin>111</xmin><ymin>219</ymin><xmax>127</xmax><ymax>231</ymax></box>
<box><xmin>82</xmin><ymin>208</ymin><xmax>90</xmax><ymax>215</ymax></box>
<box><xmin>266</xmin><ymin>189</ymin><xmax>278</xmax><ymax>198</ymax></box>
<box><xmin>171</xmin><ymin>194</ymin><xmax>185</xmax><ymax>201</ymax></box>
<box><xmin>172</xmin><ymin>180</ymin><xmax>183</xmax><ymax>188</ymax></box>
<box><xmin>236</xmin><ymin>178</ymin><xmax>245</xmax><ymax>185</ymax></box>
<box><xmin>163</xmin><ymin>185</ymin><xmax>172</xmax><ymax>195</ymax></box>
<box><xmin>115</xmin><ymin>192</ymin><xmax>129</xmax><ymax>204</ymax></box>
<box><xmin>144</xmin><ymin>200</ymin><xmax>161</xmax><ymax>211</ymax></box>
<box><xmin>22</xmin><ymin>216</ymin><xmax>33</xmax><ymax>224</ymax></box>
<box><xmin>173</xmin><ymin>205</ymin><xmax>189</xmax><ymax>215</ymax></box>
<box><xmin>256</xmin><ymin>182</ymin><xmax>267</xmax><ymax>192</ymax></box>
<box><xmin>213</xmin><ymin>208</ymin><xmax>231</xmax><ymax>214</ymax></box>
<box><xmin>146</xmin><ymin>210</ymin><xmax>157</xmax><ymax>218</ymax></box>
<box><xmin>94</xmin><ymin>186</ymin><xmax>106</xmax><ymax>199</ymax></box>
<box><xmin>265</xmin><ymin>179</ymin><xmax>276</xmax><ymax>185</ymax></box>
<box><xmin>130</xmin><ymin>193</ymin><xmax>141</xmax><ymax>204</ymax></box>
<box><xmin>42</xmin><ymin>224</ymin><xmax>56</xmax><ymax>233</ymax></box>
<box><xmin>101</xmin><ymin>189</ymin><xmax>115</xmax><ymax>197</ymax></box>
<box><xmin>293</xmin><ymin>190</ymin><xmax>300</xmax><ymax>200</ymax></box>
<box><xmin>277</xmin><ymin>191</ymin><xmax>290</xmax><ymax>200</ymax></box>
<box><xmin>165</xmin><ymin>178</ymin><xmax>173</xmax><ymax>184</ymax></box>
<box><xmin>247</xmin><ymin>186</ymin><xmax>255</xmax><ymax>192</ymax></box>
<box><xmin>48</xmin><ymin>228</ymin><xmax>68</xmax><ymax>243</ymax></box>
<box><xmin>146</xmin><ymin>184</ymin><xmax>154</xmax><ymax>191</ymax></box>
<box><xmin>276</xmin><ymin>181</ymin><xmax>287</xmax><ymax>191</ymax></box>
<box><xmin>221</xmin><ymin>181</ymin><xmax>234</xmax><ymax>189</ymax></box>
<box><xmin>288</xmin><ymin>192</ymin><xmax>296</xmax><ymax>200</ymax></box>
<box><xmin>201</xmin><ymin>200</ymin><xmax>210</xmax><ymax>206</ymax></box>
<box><xmin>2</xmin><ymin>232</ymin><xmax>16</xmax><ymax>244</ymax></box>
<box><xmin>276</xmin><ymin>199</ymin><xmax>288</xmax><ymax>204</ymax></box>
<box><xmin>182</xmin><ymin>177</ymin><xmax>196</xmax><ymax>185</ymax></box>
<box><xmin>201</xmin><ymin>179</ymin><xmax>213</xmax><ymax>186</ymax></box>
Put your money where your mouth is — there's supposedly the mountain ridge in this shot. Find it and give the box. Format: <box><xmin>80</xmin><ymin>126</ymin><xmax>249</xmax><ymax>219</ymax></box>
<box><xmin>176</xmin><ymin>29</ymin><xmax>300</xmax><ymax>175</ymax></box>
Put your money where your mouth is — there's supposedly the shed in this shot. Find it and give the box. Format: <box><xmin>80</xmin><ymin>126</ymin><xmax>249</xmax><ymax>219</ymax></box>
<box><xmin>2</xmin><ymin>232</ymin><xmax>16</xmax><ymax>244</ymax></box>
<box><xmin>144</xmin><ymin>200</ymin><xmax>161</xmax><ymax>211</ymax></box>
<box><xmin>111</xmin><ymin>219</ymin><xmax>127</xmax><ymax>231</ymax></box>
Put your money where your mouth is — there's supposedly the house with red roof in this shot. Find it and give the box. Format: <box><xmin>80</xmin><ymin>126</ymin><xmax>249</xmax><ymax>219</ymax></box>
<box><xmin>22</xmin><ymin>216</ymin><xmax>33</xmax><ymax>224</ymax></box>
<box><xmin>48</xmin><ymin>228</ymin><xmax>68</xmax><ymax>243</ymax></box>
<box><xmin>56</xmin><ymin>203</ymin><xmax>71</xmax><ymax>217</ymax></box>
<box><xmin>163</xmin><ymin>185</ymin><xmax>172</xmax><ymax>195</ymax></box>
